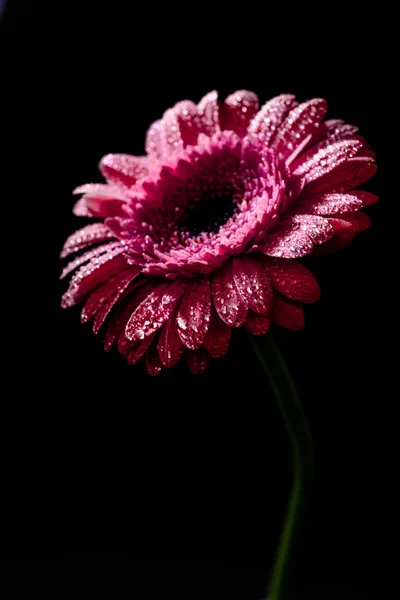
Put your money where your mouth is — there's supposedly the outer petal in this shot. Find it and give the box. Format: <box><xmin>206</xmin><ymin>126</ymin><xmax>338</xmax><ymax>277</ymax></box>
<box><xmin>273</xmin><ymin>99</ymin><xmax>328</xmax><ymax>160</ymax></box>
<box><xmin>245</xmin><ymin>312</ymin><xmax>271</xmax><ymax>335</ymax></box>
<box><xmin>145</xmin><ymin>119</ymin><xmax>164</xmax><ymax>159</ymax></box>
<box><xmin>125</xmin><ymin>280</ymin><xmax>186</xmax><ymax>342</ymax></box>
<box><xmin>265</xmin><ymin>259</ymin><xmax>320</xmax><ymax>303</ymax></box>
<box><xmin>157</xmin><ymin>307</ymin><xmax>184</xmax><ymax>368</ymax></box>
<box><xmin>103</xmin><ymin>285</ymin><xmax>151</xmax><ymax>352</ymax></box>
<box><xmin>247</xmin><ymin>94</ymin><xmax>297</xmax><ymax>144</ymax></box>
<box><xmin>81</xmin><ymin>267</ymin><xmax>141</xmax><ymax>324</ymax></box>
<box><xmin>271</xmin><ymin>295</ymin><xmax>305</xmax><ymax>330</ymax></box>
<box><xmin>146</xmin><ymin>344</ymin><xmax>163</xmax><ymax>376</ymax></box>
<box><xmin>292</xmin><ymin>138</ymin><xmax>363</xmax><ymax>188</ymax></box>
<box><xmin>304</xmin><ymin>157</ymin><xmax>377</xmax><ymax>195</ymax></box>
<box><xmin>297</xmin><ymin>191</ymin><xmax>378</xmax><ymax>216</ymax></box>
<box><xmin>176</xmin><ymin>278</ymin><xmax>211</xmax><ymax>350</ymax></box>
<box><xmin>259</xmin><ymin>215</ymin><xmax>333</xmax><ymax>258</ymax></box>
<box><xmin>60</xmin><ymin>224</ymin><xmax>114</xmax><ymax>258</ymax></box>
<box><xmin>340</xmin><ymin>211</ymin><xmax>371</xmax><ymax>232</ymax></box>
<box><xmin>186</xmin><ymin>348</ymin><xmax>211</xmax><ymax>374</ymax></box>
<box><xmin>219</xmin><ymin>90</ymin><xmax>259</xmax><ymax>137</ymax></box>
<box><xmin>60</xmin><ymin>241</ymin><xmax>122</xmax><ymax>280</ymax></box>
<box><xmin>232</xmin><ymin>257</ymin><xmax>273</xmax><ymax>315</ymax></box>
<box><xmin>197</xmin><ymin>90</ymin><xmax>220</xmax><ymax>137</ymax></box>
<box><xmin>61</xmin><ymin>247</ymin><xmax>127</xmax><ymax>308</ymax></box>
<box><xmin>212</xmin><ymin>261</ymin><xmax>248</xmax><ymax>327</ymax></box>
<box><xmin>72</xmin><ymin>183</ymin><xmax>129</xmax><ymax>218</ymax></box>
<box><xmin>312</xmin><ymin>218</ymin><xmax>356</xmax><ymax>255</ymax></box>
<box><xmin>127</xmin><ymin>333</ymin><xmax>156</xmax><ymax>365</ymax></box>
<box><xmin>99</xmin><ymin>154</ymin><xmax>149</xmax><ymax>187</ymax></box>
<box><xmin>203</xmin><ymin>310</ymin><xmax>231</xmax><ymax>358</ymax></box>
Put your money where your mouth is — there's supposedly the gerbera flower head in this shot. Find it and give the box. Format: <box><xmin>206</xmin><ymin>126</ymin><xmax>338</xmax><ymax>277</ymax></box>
<box><xmin>61</xmin><ymin>91</ymin><xmax>377</xmax><ymax>374</ymax></box>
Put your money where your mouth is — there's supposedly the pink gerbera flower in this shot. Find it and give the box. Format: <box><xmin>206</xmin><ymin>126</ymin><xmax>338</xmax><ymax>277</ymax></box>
<box><xmin>61</xmin><ymin>91</ymin><xmax>377</xmax><ymax>375</ymax></box>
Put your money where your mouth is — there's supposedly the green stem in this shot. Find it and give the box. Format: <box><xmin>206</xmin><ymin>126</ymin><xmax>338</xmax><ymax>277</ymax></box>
<box><xmin>247</xmin><ymin>333</ymin><xmax>314</xmax><ymax>600</ymax></box>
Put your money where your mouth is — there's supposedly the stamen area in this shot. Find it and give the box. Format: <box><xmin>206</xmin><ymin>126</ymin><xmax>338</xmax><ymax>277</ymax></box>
<box><xmin>180</xmin><ymin>191</ymin><xmax>239</xmax><ymax>238</ymax></box>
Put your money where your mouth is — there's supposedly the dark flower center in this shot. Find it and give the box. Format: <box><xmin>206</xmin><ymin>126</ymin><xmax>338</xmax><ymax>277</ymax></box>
<box><xmin>182</xmin><ymin>191</ymin><xmax>238</xmax><ymax>237</ymax></box>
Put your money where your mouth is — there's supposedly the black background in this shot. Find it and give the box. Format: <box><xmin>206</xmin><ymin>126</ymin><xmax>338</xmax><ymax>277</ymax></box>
<box><xmin>1</xmin><ymin>1</ymin><xmax>393</xmax><ymax>598</ymax></box>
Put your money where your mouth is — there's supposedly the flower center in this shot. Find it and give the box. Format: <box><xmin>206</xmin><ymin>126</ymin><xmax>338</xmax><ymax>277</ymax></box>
<box><xmin>180</xmin><ymin>190</ymin><xmax>238</xmax><ymax>237</ymax></box>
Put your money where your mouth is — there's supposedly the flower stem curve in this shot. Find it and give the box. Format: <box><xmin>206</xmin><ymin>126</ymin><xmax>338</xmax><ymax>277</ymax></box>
<box><xmin>247</xmin><ymin>332</ymin><xmax>314</xmax><ymax>600</ymax></box>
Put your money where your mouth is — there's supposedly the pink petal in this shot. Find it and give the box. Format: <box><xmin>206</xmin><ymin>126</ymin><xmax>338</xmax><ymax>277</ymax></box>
<box><xmin>145</xmin><ymin>343</ymin><xmax>163</xmax><ymax>376</ymax></box>
<box><xmin>212</xmin><ymin>262</ymin><xmax>248</xmax><ymax>327</ymax></box>
<box><xmin>220</xmin><ymin>90</ymin><xmax>259</xmax><ymax>137</ymax></box>
<box><xmin>312</xmin><ymin>218</ymin><xmax>355</xmax><ymax>254</ymax></box>
<box><xmin>340</xmin><ymin>211</ymin><xmax>371</xmax><ymax>232</ymax></box>
<box><xmin>81</xmin><ymin>267</ymin><xmax>141</xmax><ymax>324</ymax></box>
<box><xmin>104</xmin><ymin>286</ymin><xmax>150</xmax><ymax>352</ymax></box>
<box><xmin>60</xmin><ymin>224</ymin><xmax>114</xmax><ymax>258</ymax></box>
<box><xmin>99</xmin><ymin>154</ymin><xmax>149</xmax><ymax>187</ymax></box>
<box><xmin>232</xmin><ymin>257</ymin><xmax>272</xmax><ymax>315</ymax></box>
<box><xmin>127</xmin><ymin>332</ymin><xmax>156</xmax><ymax>365</ymax></box>
<box><xmin>297</xmin><ymin>191</ymin><xmax>378</xmax><ymax>216</ymax></box>
<box><xmin>273</xmin><ymin>99</ymin><xmax>328</xmax><ymax>160</ymax></box>
<box><xmin>61</xmin><ymin>248</ymin><xmax>127</xmax><ymax>308</ymax></box>
<box><xmin>157</xmin><ymin>307</ymin><xmax>184</xmax><ymax>367</ymax></box>
<box><xmin>84</xmin><ymin>197</ymin><xmax>127</xmax><ymax>218</ymax></box>
<box><xmin>176</xmin><ymin>278</ymin><xmax>211</xmax><ymax>350</ymax></box>
<box><xmin>160</xmin><ymin>107</ymin><xmax>185</xmax><ymax>154</ymax></box>
<box><xmin>145</xmin><ymin>119</ymin><xmax>164</xmax><ymax>159</ymax></box>
<box><xmin>247</xmin><ymin>94</ymin><xmax>297</xmax><ymax>144</ymax></box>
<box><xmin>125</xmin><ymin>280</ymin><xmax>186</xmax><ymax>342</ymax></box>
<box><xmin>271</xmin><ymin>295</ymin><xmax>305</xmax><ymax>330</ymax></box>
<box><xmin>197</xmin><ymin>90</ymin><xmax>220</xmax><ymax>137</ymax></box>
<box><xmin>186</xmin><ymin>348</ymin><xmax>211</xmax><ymax>374</ymax></box>
<box><xmin>259</xmin><ymin>215</ymin><xmax>333</xmax><ymax>258</ymax></box>
<box><xmin>172</xmin><ymin>100</ymin><xmax>200</xmax><ymax>147</ymax></box>
<box><xmin>245</xmin><ymin>312</ymin><xmax>271</xmax><ymax>335</ymax></box>
<box><xmin>292</xmin><ymin>138</ymin><xmax>363</xmax><ymax>186</ymax></box>
<box><xmin>60</xmin><ymin>241</ymin><xmax>121</xmax><ymax>280</ymax></box>
<box><xmin>73</xmin><ymin>183</ymin><xmax>128</xmax><ymax>200</ymax></box>
<box><xmin>266</xmin><ymin>259</ymin><xmax>320</xmax><ymax>303</ymax></box>
<box><xmin>117</xmin><ymin>284</ymin><xmax>158</xmax><ymax>355</ymax></box>
<box><xmin>73</xmin><ymin>197</ymin><xmax>92</xmax><ymax>217</ymax></box>
<box><xmin>92</xmin><ymin>278</ymin><xmax>143</xmax><ymax>335</ymax></box>
<box><xmin>304</xmin><ymin>157</ymin><xmax>377</xmax><ymax>195</ymax></box>
<box><xmin>203</xmin><ymin>310</ymin><xmax>231</xmax><ymax>358</ymax></box>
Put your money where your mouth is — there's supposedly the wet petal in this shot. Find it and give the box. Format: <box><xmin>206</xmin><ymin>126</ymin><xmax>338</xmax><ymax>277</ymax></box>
<box><xmin>203</xmin><ymin>310</ymin><xmax>231</xmax><ymax>358</ymax></box>
<box><xmin>60</xmin><ymin>224</ymin><xmax>114</xmax><ymax>258</ymax></box>
<box><xmin>247</xmin><ymin>94</ymin><xmax>297</xmax><ymax>143</ymax></box>
<box><xmin>232</xmin><ymin>256</ymin><xmax>272</xmax><ymax>315</ymax></box>
<box><xmin>186</xmin><ymin>348</ymin><xmax>211</xmax><ymax>374</ymax></box>
<box><xmin>271</xmin><ymin>295</ymin><xmax>305</xmax><ymax>330</ymax></box>
<box><xmin>212</xmin><ymin>262</ymin><xmax>248</xmax><ymax>327</ymax></box>
<box><xmin>197</xmin><ymin>90</ymin><xmax>220</xmax><ymax>137</ymax></box>
<box><xmin>266</xmin><ymin>259</ymin><xmax>320</xmax><ymax>303</ymax></box>
<box><xmin>176</xmin><ymin>278</ymin><xmax>211</xmax><ymax>350</ymax></box>
<box><xmin>304</xmin><ymin>157</ymin><xmax>377</xmax><ymax>195</ymax></box>
<box><xmin>245</xmin><ymin>311</ymin><xmax>271</xmax><ymax>335</ymax></box>
<box><xmin>273</xmin><ymin>99</ymin><xmax>327</xmax><ymax>160</ymax></box>
<box><xmin>259</xmin><ymin>215</ymin><xmax>333</xmax><ymax>258</ymax></box>
<box><xmin>99</xmin><ymin>154</ymin><xmax>149</xmax><ymax>187</ymax></box>
<box><xmin>312</xmin><ymin>218</ymin><xmax>356</xmax><ymax>255</ymax></box>
<box><xmin>297</xmin><ymin>191</ymin><xmax>378</xmax><ymax>216</ymax></box>
<box><xmin>127</xmin><ymin>332</ymin><xmax>156</xmax><ymax>365</ymax></box>
<box><xmin>61</xmin><ymin>247</ymin><xmax>127</xmax><ymax>308</ymax></box>
<box><xmin>157</xmin><ymin>307</ymin><xmax>184</xmax><ymax>367</ymax></box>
<box><xmin>146</xmin><ymin>343</ymin><xmax>163</xmax><ymax>376</ymax></box>
<box><xmin>81</xmin><ymin>267</ymin><xmax>141</xmax><ymax>324</ymax></box>
<box><xmin>125</xmin><ymin>280</ymin><xmax>186</xmax><ymax>342</ymax></box>
<box><xmin>220</xmin><ymin>90</ymin><xmax>259</xmax><ymax>137</ymax></box>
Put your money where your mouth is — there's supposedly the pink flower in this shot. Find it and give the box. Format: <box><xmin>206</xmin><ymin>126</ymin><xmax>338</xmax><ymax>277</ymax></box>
<box><xmin>61</xmin><ymin>91</ymin><xmax>377</xmax><ymax>375</ymax></box>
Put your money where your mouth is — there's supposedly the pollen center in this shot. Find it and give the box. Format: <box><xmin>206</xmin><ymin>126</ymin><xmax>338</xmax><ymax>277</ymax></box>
<box><xmin>181</xmin><ymin>191</ymin><xmax>238</xmax><ymax>237</ymax></box>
